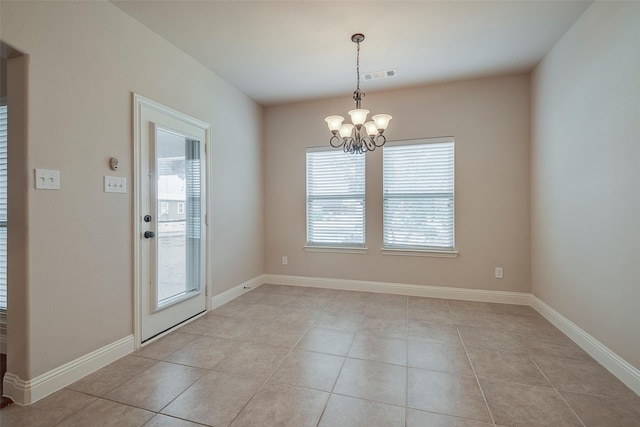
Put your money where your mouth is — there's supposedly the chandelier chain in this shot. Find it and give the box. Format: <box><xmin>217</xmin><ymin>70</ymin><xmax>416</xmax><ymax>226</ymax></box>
<box><xmin>356</xmin><ymin>40</ymin><xmax>360</xmax><ymax>92</ymax></box>
<box><xmin>353</xmin><ymin>39</ymin><xmax>364</xmax><ymax>107</ymax></box>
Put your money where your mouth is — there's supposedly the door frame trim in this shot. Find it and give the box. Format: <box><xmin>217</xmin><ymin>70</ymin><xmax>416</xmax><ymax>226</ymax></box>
<box><xmin>132</xmin><ymin>93</ymin><xmax>211</xmax><ymax>349</ymax></box>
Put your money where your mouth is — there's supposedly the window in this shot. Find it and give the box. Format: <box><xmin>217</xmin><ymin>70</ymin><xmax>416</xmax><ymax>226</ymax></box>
<box><xmin>0</xmin><ymin>105</ymin><xmax>7</xmax><ymax>310</ymax></box>
<box><xmin>383</xmin><ymin>138</ymin><xmax>455</xmax><ymax>251</ymax></box>
<box><xmin>306</xmin><ymin>149</ymin><xmax>365</xmax><ymax>247</ymax></box>
<box><xmin>177</xmin><ymin>202</ymin><xmax>185</xmax><ymax>215</ymax></box>
<box><xmin>160</xmin><ymin>202</ymin><xmax>169</xmax><ymax>214</ymax></box>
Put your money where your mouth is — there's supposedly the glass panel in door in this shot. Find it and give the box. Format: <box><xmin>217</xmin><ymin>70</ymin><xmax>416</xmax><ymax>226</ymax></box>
<box><xmin>154</xmin><ymin>127</ymin><xmax>202</xmax><ymax>310</ymax></box>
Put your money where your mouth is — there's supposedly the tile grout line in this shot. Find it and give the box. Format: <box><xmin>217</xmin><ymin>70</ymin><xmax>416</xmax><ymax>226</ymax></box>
<box><xmin>115</xmin><ymin>287</ymin><xmax>311</xmax><ymax>425</ymax></box>
<box><xmin>48</xmin><ymin>390</ymin><xmax>100</xmax><ymax>427</ymax></box>
<box><xmin>147</xmin><ymin>332</ymin><xmax>237</xmax><ymax>417</ymax></box>
<box><xmin>529</xmin><ymin>356</ymin><xmax>587</xmax><ymax>427</ymax></box>
<box><xmin>24</xmin><ymin>289</ymin><xmax>637</xmax><ymax>426</ymax></box>
<box><xmin>405</xmin><ymin>296</ymin><xmax>409</xmax><ymax>427</ymax></box>
<box><xmin>52</xmin><ymin>389</ymin><xmax>208</xmax><ymax>427</ymax></box>
<box><xmin>58</xmin><ymin>353</ymin><xmax>171</xmax><ymax>424</ymax></box>
<box><xmin>142</xmin><ymin>413</ymin><xmax>210</xmax><ymax>427</ymax></box>
<box><xmin>227</xmin><ymin>290</ymin><xmax>335</xmax><ymax>427</ymax></box>
<box><xmin>314</xmin><ymin>293</ymin><xmax>363</xmax><ymax>427</ymax></box>
<box><xmin>455</xmin><ymin>317</ymin><xmax>498</xmax><ymax>427</ymax></box>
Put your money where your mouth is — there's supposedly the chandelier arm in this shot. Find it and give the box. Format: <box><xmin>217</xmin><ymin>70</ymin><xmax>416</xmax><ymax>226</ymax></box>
<box><xmin>329</xmin><ymin>134</ymin><xmax>343</xmax><ymax>148</ymax></box>
<box><xmin>362</xmin><ymin>137</ymin><xmax>375</xmax><ymax>151</ymax></box>
<box><xmin>374</xmin><ymin>134</ymin><xmax>387</xmax><ymax>147</ymax></box>
<box><xmin>343</xmin><ymin>138</ymin><xmax>355</xmax><ymax>153</ymax></box>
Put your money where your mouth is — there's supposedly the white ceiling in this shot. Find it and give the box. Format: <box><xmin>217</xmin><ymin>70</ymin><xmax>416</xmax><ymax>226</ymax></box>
<box><xmin>112</xmin><ymin>1</ymin><xmax>591</xmax><ymax>106</ymax></box>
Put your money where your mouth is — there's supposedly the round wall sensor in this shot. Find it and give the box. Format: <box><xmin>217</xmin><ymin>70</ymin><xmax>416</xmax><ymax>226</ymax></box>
<box><xmin>110</xmin><ymin>157</ymin><xmax>120</xmax><ymax>171</ymax></box>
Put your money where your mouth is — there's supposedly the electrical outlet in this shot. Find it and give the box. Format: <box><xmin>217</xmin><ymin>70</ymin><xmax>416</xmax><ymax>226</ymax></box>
<box><xmin>495</xmin><ymin>267</ymin><xmax>504</xmax><ymax>279</ymax></box>
<box><xmin>35</xmin><ymin>169</ymin><xmax>60</xmax><ymax>190</ymax></box>
<box><xmin>282</xmin><ymin>256</ymin><xmax>288</xmax><ymax>265</ymax></box>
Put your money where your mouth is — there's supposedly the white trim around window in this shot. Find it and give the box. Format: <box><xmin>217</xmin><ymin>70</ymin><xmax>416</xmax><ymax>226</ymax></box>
<box><xmin>304</xmin><ymin>246</ymin><xmax>368</xmax><ymax>254</ymax></box>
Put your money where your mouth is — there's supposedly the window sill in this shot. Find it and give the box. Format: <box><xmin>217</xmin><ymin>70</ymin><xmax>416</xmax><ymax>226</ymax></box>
<box><xmin>304</xmin><ymin>246</ymin><xmax>368</xmax><ymax>254</ymax></box>
<box><xmin>381</xmin><ymin>248</ymin><xmax>459</xmax><ymax>258</ymax></box>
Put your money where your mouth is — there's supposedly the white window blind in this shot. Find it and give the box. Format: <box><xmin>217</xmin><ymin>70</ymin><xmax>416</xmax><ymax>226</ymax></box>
<box><xmin>306</xmin><ymin>149</ymin><xmax>365</xmax><ymax>247</ymax></box>
<box><xmin>383</xmin><ymin>139</ymin><xmax>455</xmax><ymax>250</ymax></box>
<box><xmin>0</xmin><ymin>105</ymin><xmax>7</xmax><ymax>310</ymax></box>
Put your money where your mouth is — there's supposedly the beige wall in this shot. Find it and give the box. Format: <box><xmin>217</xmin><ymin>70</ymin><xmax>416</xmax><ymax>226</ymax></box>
<box><xmin>265</xmin><ymin>74</ymin><xmax>531</xmax><ymax>292</ymax></box>
<box><xmin>1</xmin><ymin>1</ymin><xmax>263</xmax><ymax>379</ymax></box>
<box><xmin>531</xmin><ymin>2</ymin><xmax>640</xmax><ymax>369</ymax></box>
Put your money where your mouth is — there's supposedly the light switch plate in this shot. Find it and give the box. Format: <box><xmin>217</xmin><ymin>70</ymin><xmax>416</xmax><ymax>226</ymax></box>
<box><xmin>104</xmin><ymin>176</ymin><xmax>127</xmax><ymax>193</ymax></box>
<box><xmin>35</xmin><ymin>169</ymin><xmax>60</xmax><ymax>190</ymax></box>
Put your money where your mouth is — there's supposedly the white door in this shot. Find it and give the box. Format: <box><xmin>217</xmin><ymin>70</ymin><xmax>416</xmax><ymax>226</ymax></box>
<box><xmin>134</xmin><ymin>95</ymin><xmax>209</xmax><ymax>343</ymax></box>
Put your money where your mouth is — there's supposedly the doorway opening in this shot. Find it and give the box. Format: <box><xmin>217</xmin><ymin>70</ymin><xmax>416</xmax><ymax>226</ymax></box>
<box><xmin>1</xmin><ymin>41</ymin><xmax>28</xmax><ymax>409</ymax></box>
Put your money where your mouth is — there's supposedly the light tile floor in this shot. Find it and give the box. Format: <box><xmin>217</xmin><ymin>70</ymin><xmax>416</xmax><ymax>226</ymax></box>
<box><xmin>2</xmin><ymin>284</ymin><xmax>639</xmax><ymax>426</ymax></box>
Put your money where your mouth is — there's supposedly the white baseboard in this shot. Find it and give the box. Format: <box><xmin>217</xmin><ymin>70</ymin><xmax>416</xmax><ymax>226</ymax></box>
<box><xmin>263</xmin><ymin>274</ymin><xmax>531</xmax><ymax>305</ymax></box>
<box><xmin>210</xmin><ymin>274</ymin><xmax>266</xmax><ymax>309</ymax></box>
<box><xmin>2</xmin><ymin>335</ymin><xmax>134</xmax><ymax>406</ymax></box>
<box><xmin>0</xmin><ymin>276</ymin><xmax>266</xmax><ymax>406</ymax></box>
<box><xmin>262</xmin><ymin>274</ymin><xmax>638</xmax><ymax>397</ymax></box>
<box><xmin>530</xmin><ymin>295</ymin><xmax>640</xmax><ymax>396</ymax></box>
<box><xmin>5</xmin><ymin>276</ymin><xmax>638</xmax><ymax>406</ymax></box>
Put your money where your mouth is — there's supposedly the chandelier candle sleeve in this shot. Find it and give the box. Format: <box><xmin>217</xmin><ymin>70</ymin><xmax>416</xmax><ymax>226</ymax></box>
<box><xmin>364</xmin><ymin>121</ymin><xmax>378</xmax><ymax>137</ymax></box>
<box><xmin>325</xmin><ymin>115</ymin><xmax>345</xmax><ymax>132</ymax></box>
<box><xmin>348</xmin><ymin>109</ymin><xmax>370</xmax><ymax>126</ymax></box>
<box><xmin>325</xmin><ymin>33</ymin><xmax>392</xmax><ymax>154</ymax></box>
<box><xmin>372</xmin><ymin>114</ymin><xmax>392</xmax><ymax>130</ymax></box>
<box><xmin>340</xmin><ymin>123</ymin><xmax>355</xmax><ymax>138</ymax></box>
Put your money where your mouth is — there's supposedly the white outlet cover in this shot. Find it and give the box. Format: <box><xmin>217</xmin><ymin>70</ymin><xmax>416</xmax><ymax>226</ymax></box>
<box><xmin>35</xmin><ymin>168</ymin><xmax>60</xmax><ymax>190</ymax></box>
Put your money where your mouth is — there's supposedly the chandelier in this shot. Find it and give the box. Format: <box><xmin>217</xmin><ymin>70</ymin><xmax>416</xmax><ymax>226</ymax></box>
<box><xmin>325</xmin><ymin>33</ymin><xmax>392</xmax><ymax>154</ymax></box>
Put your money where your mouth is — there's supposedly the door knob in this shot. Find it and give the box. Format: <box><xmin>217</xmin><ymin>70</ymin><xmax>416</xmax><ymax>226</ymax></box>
<box><xmin>144</xmin><ymin>231</ymin><xmax>155</xmax><ymax>239</ymax></box>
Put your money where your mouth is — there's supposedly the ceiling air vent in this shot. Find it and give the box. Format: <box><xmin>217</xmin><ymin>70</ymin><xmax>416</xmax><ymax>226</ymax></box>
<box><xmin>362</xmin><ymin>69</ymin><xmax>397</xmax><ymax>81</ymax></box>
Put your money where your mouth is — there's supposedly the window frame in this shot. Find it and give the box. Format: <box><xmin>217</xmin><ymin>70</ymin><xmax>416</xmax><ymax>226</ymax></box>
<box><xmin>305</xmin><ymin>147</ymin><xmax>367</xmax><ymax>252</ymax></box>
<box><xmin>381</xmin><ymin>137</ymin><xmax>458</xmax><ymax>258</ymax></box>
<box><xmin>0</xmin><ymin>104</ymin><xmax>6</xmax><ymax>311</ymax></box>
<box><xmin>177</xmin><ymin>202</ymin><xmax>185</xmax><ymax>215</ymax></box>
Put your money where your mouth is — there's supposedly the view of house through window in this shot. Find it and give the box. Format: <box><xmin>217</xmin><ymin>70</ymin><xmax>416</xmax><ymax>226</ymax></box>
<box><xmin>306</xmin><ymin>149</ymin><xmax>366</xmax><ymax>247</ymax></box>
<box><xmin>383</xmin><ymin>138</ymin><xmax>455</xmax><ymax>250</ymax></box>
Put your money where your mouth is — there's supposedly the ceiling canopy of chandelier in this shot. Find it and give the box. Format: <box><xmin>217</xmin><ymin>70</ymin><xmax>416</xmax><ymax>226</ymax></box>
<box><xmin>325</xmin><ymin>33</ymin><xmax>392</xmax><ymax>154</ymax></box>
